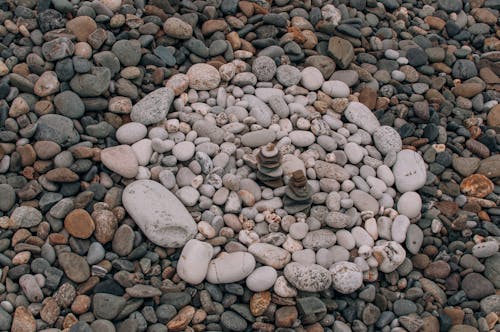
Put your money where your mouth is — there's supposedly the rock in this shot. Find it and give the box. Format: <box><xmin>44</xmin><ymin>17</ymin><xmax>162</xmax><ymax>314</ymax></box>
<box><xmin>420</xmin><ymin>278</ymin><xmax>447</xmax><ymax>304</ymax></box>
<box><xmin>472</xmin><ymin>241</ymin><xmax>499</xmax><ymax>258</ymax></box>
<box><xmin>487</xmin><ymin>104</ymin><xmax>500</xmax><ymax>127</ymax></box>
<box><xmin>373</xmin><ymin>241</ymin><xmax>406</xmax><ymax>273</ymax></box>
<box><xmin>122</xmin><ymin>180</ymin><xmax>197</xmax><ymax>248</ymax></box>
<box><xmin>116</xmin><ymin>122</ymin><xmax>147</xmax><ymax>144</ymax></box>
<box><xmin>392</xmin><ymin>150</ymin><xmax>427</xmax><ymax>193</ymax></box>
<box><xmin>11</xmin><ymin>307</ymin><xmax>36</xmax><ymax>332</ymax></box>
<box><xmin>452</xmin><ymin>157</ymin><xmax>480</xmax><ymax>177</ymax></box>
<box><xmin>54</xmin><ymin>91</ymin><xmax>85</xmax><ymax>118</ymax></box>
<box><xmin>289</xmin><ymin>130</ymin><xmax>315</xmax><ymax>147</ymax></box>
<box><xmin>460</xmin><ymin>174</ymin><xmax>494</xmax><ymax>198</ymax></box>
<box><xmin>284</xmin><ymin>262</ymin><xmax>332</xmax><ymax>292</ymax></box>
<box><xmin>35</xmin><ymin>114</ymin><xmax>80</xmax><ymax>147</ymax></box>
<box><xmin>34</xmin><ymin>71</ymin><xmax>60</xmax><ymax>97</ymax></box>
<box><xmin>350</xmin><ymin>190</ymin><xmax>379</xmax><ymax>214</ymax></box>
<box><xmin>42</xmin><ymin>37</ymin><xmax>74</xmax><ymax>61</ymax></box>
<box><xmin>276</xmin><ymin>65</ymin><xmax>301</xmax><ymax>87</ymax></box>
<box><xmin>101</xmin><ymin>145</ymin><xmax>139</xmax><ymax>178</ymax></box>
<box><xmin>275</xmin><ymin>306</ymin><xmax>298</xmax><ymax>328</ymax></box>
<box><xmin>221</xmin><ymin>311</ymin><xmax>247</xmax><ymax>331</ymax></box>
<box><xmin>248</xmin><ymin>243</ymin><xmax>291</xmax><ymax>269</ymax></box>
<box><xmin>70</xmin><ymin>67</ymin><xmax>111</xmax><ymax>97</ymax></box>
<box><xmin>93</xmin><ymin>293</ymin><xmax>126</xmax><ymax>320</ymax></box>
<box><xmin>303</xmin><ymin>230</ymin><xmax>336</xmax><ymax>250</ymax></box>
<box><xmin>246</xmin><ymin>266</ymin><xmax>277</xmax><ymax>292</ymax></box>
<box><xmin>0</xmin><ymin>307</ymin><xmax>12</xmax><ymax>330</ymax></box>
<box><xmin>314</xmin><ymin>160</ymin><xmax>350</xmax><ymax>181</ymax></box>
<box><xmin>325</xmin><ymin>212</ymin><xmax>354</xmax><ymax>228</ymax></box>
<box><xmin>304</xmin><ymin>55</ymin><xmax>336</xmax><ymax>79</ymax></box>
<box><xmin>66</xmin><ymin>16</ymin><xmax>97</xmax><ymax>42</ymax></box>
<box><xmin>241</xmin><ymin>129</ymin><xmax>276</xmax><ymax>147</ymax></box>
<box><xmin>477</xmin><ymin>155</ymin><xmax>500</xmax><ymax>178</ymax></box>
<box><xmin>0</xmin><ymin>184</ymin><xmax>16</xmax><ymax>212</ymax></box>
<box><xmin>480</xmin><ymin>295</ymin><xmax>500</xmax><ymax>314</ymax></box>
<box><xmin>321</xmin><ymin>80</ymin><xmax>350</xmax><ymax>98</ymax></box>
<box><xmin>252</xmin><ymin>56</ymin><xmax>276</xmax><ymax>82</ymax></box>
<box><xmin>177</xmin><ymin>239</ymin><xmax>213</xmax><ymax>284</ymax></box>
<box><xmin>327</xmin><ymin>37</ymin><xmax>354</xmax><ymax>69</ymax></box>
<box><xmin>452</xmin><ymin>59</ymin><xmax>478</xmax><ymax>80</ymax></box>
<box><xmin>462</xmin><ymin>273</ymin><xmax>495</xmax><ymax>300</ymax></box>
<box><xmin>112</xmin><ymin>40</ymin><xmax>141</xmax><ymax>66</ymax></box>
<box><xmin>301</xmin><ymin>67</ymin><xmax>324</xmax><ymax>90</ymax></box>
<box><xmin>130</xmin><ymin>87</ymin><xmax>175</xmax><ymax>125</ymax></box>
<box><xmin>10</xmin><ymin>206</ymin><xmax>42</xmax><ymax>228</ymax></box>
<box><xmin>172</xmin><ymin>141</ymin><xmax>195</xmax><ymax>161</ymax></box>
<box><xmin>344</xmin><ymin>102</ymin><xmax>380</xmax><ymax>134</ymax></box>
<box><xmin>58</xmin><ymin>252</ymin><xmax>90</xmax><ymax>283</ymax></box>
<box><xmin>112</xmin><ymin>224</ymin><xmax>134</xmax><ymax>256</ymax></box>
<box><xmin>19</xmin><ymin>275</ymin><xmax>43</xmax><ymax>302</ymax></box>
<box><xmin>329</xmin><ymin>262</ymin><xmax>363</xmax><ymax>294</ymax></box>
<box><xmin>163</xmin><ymin>17</ymin><xmax>193</xmax><ymax>39</ymax></box>
<box><xmin>373</xmin><ymin>126</ymin><xmax>402</xmax><ymax>155</ymax></box>
<box><xmin>397</xmin><ymin>192</ymin><xmax>422</xmax><ymax>218</ymax></box>
<box><xmin>438</xmin><ymin>0</ymin><xmax>463</xmax><ymax>12</ymax></box>
<box><xmin>187</xmin><ymin>64</ymin><xmax>221</xmax><ymax>90</ymax></box>
<box><xmin>206</xmin><ymin>252</ymin><xmax>256</xmax><ymax>284</ymax></box>
<box><xmin>64</xmin><ymin>209</ymin><xmax>95</xmax><ymax>239</ymax></box>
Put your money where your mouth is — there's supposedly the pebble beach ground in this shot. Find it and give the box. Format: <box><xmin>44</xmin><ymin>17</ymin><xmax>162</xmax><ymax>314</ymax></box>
<box><xmin>0</xmin><ymin>0</ymin><xmax>499</xmax><ymax>331</ymax></box>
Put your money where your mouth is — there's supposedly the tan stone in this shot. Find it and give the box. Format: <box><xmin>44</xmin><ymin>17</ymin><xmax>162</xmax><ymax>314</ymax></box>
<box><xmin>64</xmin><ymin>209</ymin><xmax>95</xmax><ymax>239</ymax></box>
<box><xmin>250</xmin><ymin>291</ymin><xmax>271</xmax><ymax>316</ymax></box>
<box><xmin>34</xmin><ymin>71</ymin><xmax>60</xmax><ymax>97</ymax></box>
<box><xmin>11</xmin><ymin>306</ymin><xmax>36</xmax><ymax>332</ymax></box>
<box><xmin>45</xmin><ymin>168</ymin><xmax>79</xmax><ymax>182</ymax></box>
<box><xmin>167</xmin><ymin>306</ymin><xmax>195</xmax><ymax>331</ymax></box>
<box><xmin>460</xmin><ymin>174</ymin><xmax>494</xmax><ymax>198</ymax></box>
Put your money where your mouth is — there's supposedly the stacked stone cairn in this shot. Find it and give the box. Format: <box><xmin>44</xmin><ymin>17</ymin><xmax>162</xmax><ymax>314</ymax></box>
<box><xmin>283</xmin><ymin>170</ymin><xmax>313</xmax><ymax>214</ymax></box>
<box><xmin>256</xmin><ymin>143</ymin><xmax>284</xmax><ymax>189</ymax></box>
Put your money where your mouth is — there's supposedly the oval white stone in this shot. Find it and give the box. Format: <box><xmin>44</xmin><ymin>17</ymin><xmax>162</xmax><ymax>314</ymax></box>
<box><xmin>122</xmin><ymin>180</ymin><xmax>197</xmax><ymax>248</ymax></box>
<box><xmin>177</xmin><ymin>239</ymin><xmax>213</xmax><ymax>285</ymax></box>
<box><xmin>206</xmin><ymin>252</ymin><xmax>256</xmax><ymax>284</ymax></box>
<box><xmin>246</xmin><ymin>266</ymin><xmax>278</xmax><ymax>292</ymax></box>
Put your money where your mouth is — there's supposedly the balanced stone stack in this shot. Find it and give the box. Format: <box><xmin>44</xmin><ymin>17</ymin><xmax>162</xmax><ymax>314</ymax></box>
<box><xmin>283</xmin><ymin>170</ymin><xmax>313</xmax><ymax>214</ymax></box>
<box><xmin>256</xmin><ymin>143</ymin><xmax>284</xmax><ymax>188</ymax></box>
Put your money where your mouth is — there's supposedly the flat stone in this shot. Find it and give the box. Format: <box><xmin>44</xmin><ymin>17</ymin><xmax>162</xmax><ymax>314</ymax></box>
<box><xmin>177</xmin><ymin>239</ymin><xmax>213</xmax><ymax>284</ymax></box>
<box><xmin>462</xmin><ymin>273</ymin><xmax>495</xmax><ymax>300</ymax></box>
<box><xmin>64</xmin><ymin>209</ymin><xmax>95</xmax><ymax>239</ymax></box>
<box><xmin>93</xmin><ymin>293</ymin><xmax>126</xmax><ymax>320</ymax></box>
<box><xmin>35</xmin><ymin>114</ymin><xmax>80</xmax><ymax>147</ymax></box>
<box><xmin>101</xmin><ymin>145</ymin><xmax>139</xmax><ymax>178</ymax></box>
<box><xmin>248</xmin><ymin>243</ymin><xmax>291</xmax><ymax>269</ymax></box>
<box><xmin>284</xmin><ymin>262</ymin><xmax>332</xmax><ymax>292</ymax></box>
<box><xmin>122</xmin><ymin>180</ymin><xmax>197</xmax><ymax>248</ymax></box>
<box><xmin>327</xmin><ymin>37</ymin><xmax>354</xmax><ymax>69</ymax></box>
<box><xmin>206</xmin><ymin>252</ymin><xmax>256</xmax><ymax>284</ymax></box>
<box><xmin>130</xmin><ymin>87</ymin><xmax>175</xmax><ymax>125</ymax></box>
<box><xmin>350</xmin><ymin>190</ymin><xmax>379</xmax><ymax>214</ymax></box>
<box><xmin>58</xmin><ymin>252</ymin><xmax>90</xmax><ymax>283</ymax></box>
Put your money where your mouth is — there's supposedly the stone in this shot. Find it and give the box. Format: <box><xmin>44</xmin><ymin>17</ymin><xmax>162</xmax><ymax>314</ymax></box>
<box><xmin>64</xmin><ymin>209</ymin><xmax>95</xmax><ymax>239</ymax></box>
<box><xmin>172</xmin><ymin>141</ymin><xmax>195</xmax><ymax>161</ymax></box>
<box><xmin>177</xmin><ymin>239</ymin><xmax>213</xmax><ymax>284</ymax></box>
<box><xmin>276</xmin><ymin>65</ymin><xmax>301</xmax><ymax>87</ymax></box>
<box><xmin>477</xmin><ymin>155</ymin><xmax>500</xmax><ymax>178</ymax></box>
<box><xmin>350</xmin><ymin>190</ymin><xmax>379</xmax><ymax>214</ymax></box>
<box><xmin>206</xmin><ymin>252</ymin><xmax>256</xmax><ymax>284</ymax></box>
<box><xmin>101</xmin><ymin>145</ymin><xmax>139</xmax><ymax>178</ymax></box>
<box><xmin>252</xmin><ymin>56</ymin><xmax>276</xmax><ymax>82</ymax></box>
<box><xmin>487</xmin><ymin>104</ymin><xmax>500</xmax><ymax>127</ymax></box>
<box><xmin>116</xmin><ymin>122</ymin><xmax>147</xmax><ymax>144</ymax></box>
<box><xmin>246</xmin><ymin>266</ymin><xmax>277</xmax><ymax>292</ymax></box>
<box><xmin>10</xmin><ymin>206</ymin><xmax>42</xmax><ymax>228</ymax></box>
<box><xmin>54</xmin><ymin>91</ymin><xmax>85</xmax><ymax>118</ymax></box>
<box><xmin>452</xmin><ymin>157</ymin><xmax>480</xmax><ymax>177</ymax></box>
<box><xmin>329</xmin><ymin>262</ymin><xmax>363</xmax><ymax>294</ymax></box>
<box><xmin>66</xmin><ymin>16</ymin><xmax>97</xmax><ymax>42</ymax></box>
<box><xmin>122</xmin><ymin>180</ymin><xmax>197</xmax><ymax>248</ymax></box>
<box><xmin>34</xmin><ymin>71</ymin><xmax>59</xmax><ymax>97</ymax></box>
<box><xmin>163</xmin><ymin>17</ymin><xmax>193</xmax><ymax>39</ymax></box>
<box><xmin>289</xmin><ymin>130</ymin><xmax>315</xmax><ymax>147</ymax></box>
<box><xmin>321</xmin><ymin>80</ymin><xmax>350</xmax><ymax>98</ymax></box>
<box><xmin>241</xmin><ymin>129</ymin><xmax>276</xmax><ymax>148</ymax></box>
<box><xmin>344</xmin><ymin>102</ymin><xmax>380</xmax><ymax>134</ymax></box>
<box><xmin>130</xmin><ymin>87</ymin><xmax>175</xmax><ymax>125</ymax></box>
<box><xmin>70</xmin><ymin>67</ymin><xmax>111</xmax><ymax>97</ymax></box>
<box><xmin>392</xmin><ymin>150</ymin><xmax>427</xmax><ymax>193</ymax></box>
<box><xmin>284</xmin><ymin>262</ymin><xmax>332</xmax><ymax>292</ymax></box>
<box><xmin>301</xmin><ymin>67</ymin><xmax>324</xmax><ymax>90</ymax></box>
<box><xmin>93</xmin><ymin>293</ymin><xmax>126</xmax><ymax>320</ymax></box>
<box><xmin>373</xmin><ymin>241</ymin><xmax>406</xmax><ymax>273</ymax></box>
<box><xmin>462</xmin><ymin>273</ymin><xmax>495</xmax><ymax>300</ymax></box>
<box><xmin>11</xmin><ymin>306</ymin><xmax>36</xmax><ymax>332</ymax></box>
<box><xmin>373</xmin><ymin>126</ymin><xmax>402</xmax><ymax>155</ymax></box>
<box><xmin>112</xmin><ymin>40</ymin><xmax>141</xmax><ymax>66</ymax></box>
<box><xmin>0</xmin><ymin>184</ymin><xmax>16</xmax><ymax>212</ymax></box>
<box><xmin>328</xmin><ymin>37</ymin><xmax>355</xmax><ymax>69</ymax></box>
<box><xmin>35</xmin><ymin>114</ymin><xmax>80</xmax><ymax>147</ymax></box>
<box><xmin>460</xmin><ymin>174</ymin><xmax>494</xmax><ymax>198</ymax></box>
<box><xmin>42</xmin><ymin>37</ymin><xmax>74</xmax><ymax>61</ymax></box>
<box><xmin>221</xmin><ymin>311</ymin><xmax>247</xmax><ymax>331</ymax></box>
<box><xmin>248</xmin><ymin>243</ymin><xmax>291</xmax><ymax>269</ymax></box>
<box><xmin>397</xmin><ymin>192</ymin><xmax>422</xmax><ymax>218</ymax></box>
<box><xmin>249</xmin><ymin>291</ymin><xmax>271</xmax><ymax>316</ymax></box>
<box><xmin>275</xmin><ymin>306</ymin><xmax>298</xmax><ymax>328</ymax></box>
<box><xmin>58</xmin><ymin>252</ymin><xmax>90</xmax><ymax>283</ymax></box>
<box><xmin>472</xmin><ymin>241</ymin><xmax>499</xmax><ymax>258</ymax></box>
<box><xmin>19</xmin><ymin>275</ymin><xmax>44</xmax><ymax>302</ymax></box>
<box><xmin>187</xmin><ymin>64</ymin><xmax>221</xmax><ymax>90</ymax></box>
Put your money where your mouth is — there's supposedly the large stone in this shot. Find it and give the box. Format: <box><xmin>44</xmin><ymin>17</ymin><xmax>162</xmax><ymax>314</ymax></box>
<box><xmin>248</xmin><ymin>243</ymin><xmax>291</xmax><ymax>269</ymax></box>
<box><xmin>392</xmin><ymin>150</ymin><xmax>427</xmax><ymax>193</ymax></box>
<box><xmin>130</xmin><ymin>87</ymin><xmax>175</xmax><ymax>125</ymax></box>
<box><xmin>206</xmin><ymin>252</ymin><xmax>256</xmax><ymax>284</ymax></box>
<box><xmin>177</xmin><ymin>239</ymin><xmax>213</xmax><ymax>284</ymax></box>
<box><xmin>35</xmin><ymin>114</ymin><xmax>80</xmax><ymax>147</ymax></box>
<box><xmin>70</xmin><ymin>67</ymin><xmax>111</xmax><ymax>97</ymax></box>
<box><xmin>327</xmin><ymin>37</ymin><xmax>354</xmax><ymax>69</ymax></box>
<box><xmin>373</xmin><ymin>241</ymin><xmax>406</xmax><ymax>273</ymax></box>
<box><xmin>163</xmin><ymin>17</ymin><xmax>193</xmax><ymax>39</ymax></box>
<box><xmin>187</xmin><ymin>64</ymin><xmax>221</xmax><ymax>90</ymax></box>
<box><xmin>122</xmin><ymin>180</ymin><xmax>197</xmax><ymax>248</ymax></box>
<box><xmin>344</xmin><ymin>102</ymin><xmax>380</xmax><ymax>134</ymax></box>
<box><xmin>101</xmin><ymin>145</ymin><xmax>139</xmax><ymax>178</ymax></box>
<box><xmin>329</xmin><ymin>262</ymin><xmax>363</xmax><ymax>294</ymax></box>
<box><xmin>284</xmin><ymin>262</ymin><xmax>332</xmax><ymax>292</ymax></box>
<box><xmin>58</xmin><ymin>252</ymin><xmax>90</xmax><ymax>283</ymax></box>
<box><xmin>373</xmin><ymin>126</ymin><xmax>402</xmax><ymax>155</ymax></box>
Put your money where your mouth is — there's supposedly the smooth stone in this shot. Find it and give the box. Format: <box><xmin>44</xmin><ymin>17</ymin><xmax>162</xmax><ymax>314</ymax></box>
<box><xmin>101</xmin><ymin>145</ymin><xmax>139</xmax><ymax>178</ymax></box>
<box><xmin>350</xmin><ymin>190</ymin><xmax>379</xmax><ymax>214</ymax></box>
<box><xmin>373</xmin><ymin>126</ymin><xmax>402</xmax><ymax>155</ymax></box>
<box><xmin>302</xmin><ymin>230</ymin><xmax>337</xmax><ymax>250</ymax></box>
<box><xmin>206</xmin><ymin>252</ymin><xmax>256</xmax><ymax>284</ymax></box>
<box><xmin>35</xmin><ymin>114</ymin><xmax>80</xmax><ymax>147</ymax></box>
<box><xmin>187</xmin><ymin>64</ymin><xmax>221</xmax><ymax>90</ymax></box>
<box><xmin>130</xmin><ymin>87</ymin><xmax>175</xmax><ymax>125</ymax></box>
<box><xmin>241</xmin><ymin>129</ymin><xmax>276</xmax><ymax>148</ymax></box>
<box><xmin>301</xmin><ymin>67</ymin><xmax>324</xmax><ymax>90</ymax></box>
<box><xmin>177</xmin><ymin>239</ymin><xmax>213</xmax><ymax>285</ymax></box>
<box><xmin>284</xmin><ymin>262</ymin><xmax>332</xmax><ymax>292</ymax></box>
<box><xmin>116</xmin><ymin>122</ymin><xmax>147</xmax><ymax>144</ymax></box>
<box><xmin>11</xmin><ymin>206</ymin><xmax>43</xmax><ymax>228</ymax></box>
<box><xmin>373</xmin><ymin>241</ymin><xmax>406</xmax><ymax>273</ymax></box>
<box><xmin>391</xmin><ymin>215</ymin><xmax>410</xmax><ymax>243</ymax></box>
<box><xmin>58</xmin><ymin>252</ymin><xmax>90</xmax><ymax>283</ymax></box>
<box><xmin>321</xmin><ymin>80</ymin><xmax>350</xmax><ymax>98</ymax></box>
<box><xmin>392</xmin><ymin>150</ymin><xmax>427</xmax><ymax>193</ymax></box>
<box><xmin>0</xmin><ymin>184</ymin><xmax>15</xmax><ymax>211</ymax></box>
<box><xmin>122</xmin><ymin>180</ymin><xmax>197</xmax><ymax>248</ymax></box>
<box><xmin>248</xmin><ymin>243</ymin><xmax>291</xmax><ymax>269</ymax></box>
<box><xmin>245</xmin><ymin>266</ymin><xmax>278</xmax><ymax>292</ymax></box>
<box><xmin>93</xmin><ymin>293</ymin><xmax>126</xmax><ymax>320</ymax></box>
<box><xmin>344</xmin><ymin>102</ymin><xmax>380</xmax><ymax>134</ymax></box>
<box><xmin>172</xmin><ymin>141</ymin><xmax>195</xmax><ymax>161</ymax></box>
<box><xmin>397</xmin><ymin>192</ymin><xmax>421</xmax><ymax>218</ymax></box>
<box><xmin>289</xmin><ymin>130</ymin><xmax>315</xmax><ymax>147</ymax></box>
<box><xmin>329</xmin><ymin>262</ymin><xmax>363</xmax><ymax>294</ymax></box>
<box><xmin>472</xmin><ymin>241</ymin><xmax>499</xmax><ymax>258</ymax></box>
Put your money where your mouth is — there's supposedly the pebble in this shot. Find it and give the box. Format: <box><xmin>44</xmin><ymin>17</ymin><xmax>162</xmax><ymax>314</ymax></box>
<box><xmin>329</xmin><ymin>262</ymin><xmax>363</xmax><ymax>294</ymax></box>
<box><xmin>177</xmin><ymin>239</ymin><xmax>213</xmax><ymax>284</ymax></box>
<box><xmin>187</xmin><ymin>64</ymin><xmax>221</xmax><ymax>90</ymax></box>
<box><xmin>246</xmin><ymin>266</ymin><xmax>278</xmax><ymax>292</ymax></box>
<box><xmin>206</xmin><ymin>252</ymin><xmax>256</xmax><ymax>284</ymax></box>
<box><xmin>122</xmin><ymin>180</ymin><xmax>197</xmax><ymax>248</ymax></box>
<box><xmin>392</xmin><ymin>150</ymin><xmax>427</xmax><ymax>192</ymax></box>
<box><xmin>344</xmin><ymin>102</ymin><xmax>381</xmax><ymax>134</ymax></box>
<box><xmin>397</xmin><ymin>192</ymin><xmax>422</xmax><ymax>218</ymax></box>
<box><xmin>284</xmin><ymin>262</ymin><xmax>332</xmax><ymax>292</ymax></box>
<box><xmin>101</xmin><ymin>145</ymin><xmax>139</xmax><ymax>178</ymax></box>
<box><xmin>130</xmin><ymin>88</ymin><xmax>175</xmax><ymax>125</ymax></box>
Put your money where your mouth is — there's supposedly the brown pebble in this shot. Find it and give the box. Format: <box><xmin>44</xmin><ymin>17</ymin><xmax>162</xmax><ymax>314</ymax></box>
<box><xmin>442</xmin><ymin>307</ymin><xmax>465</xmax><ymax>325</ymax></box>
<box><xmin>66</xmin><ymin>16</ymin><xmax>97</xmax><ymax>42</ymax></box>
<box><xmin>201</xmin><ymin>19</ymin><xmax>228</xmax><ymax>35</ymax></box>
<box><xmin>64</xmin><ymin>209</ymin><xmax>95</xmax><ymax>239</ymax></box>
<box><xmin>424</xmin><ymin>260</ymin><xmax>451</xmax><ymax>279</ymax></box>
<box><xmin>460</xmin><ymin>174</ymin><xmax>494</xmax><ymax>198</ymax></box>
<box><xmin>33</xmin><ymin>141</ymin><xmax>61</xmax><ymax>160</ymax></box>
<box><xmin>92</xmin><ymin>209</ymin><xmax>118</xmax><ymax>244</ymax></box>
<box><xmin>71</xmin><ymin>294</ymin><xmax>91</xmax><ymax>314</ymax></box>
<box><xmin>358</xmin><ymin>87</ymin><xmax>377</xmax><ymax>109</ymax></box>
<box><xmin>275</xmin><ymin>306</ymin><xmax>298</xmax><ymax>328</ymax></box>
<box><xmin>167</xmin><ymin>305</ymin><xmax>196</xmax><ymax>331</ymax></box>
<box><xmin>45</xmin><ymin>168</ymin><xmax>79</xmax><ymax>182</ymax></box>
<box><xmin>11</xmin><ymin>306</ymin><xmax>36</xmax><ymax>332</ymax></box>
<box><xmin>40</xmin><ymin>297</ymin><xmax>60</xmax><ymax>324</ymax></box>
<box><xmin>16</xmin><ymin>144</ymin><xmax>37</xmax><ymax>167</ymax></box>
<box><xmin>250</xmin><ymin>291</ymin><xmax>271</xmax><ymax>316</ymax></box>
